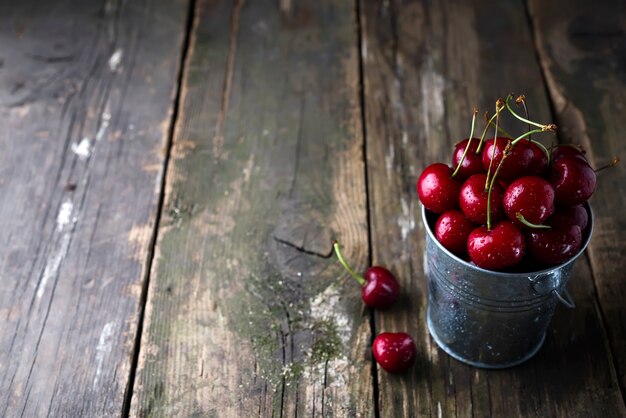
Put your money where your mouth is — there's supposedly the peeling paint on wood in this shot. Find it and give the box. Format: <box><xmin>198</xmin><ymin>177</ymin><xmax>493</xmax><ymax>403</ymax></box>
<box><xmin>0</xmin><ymin>0</ymin><xmax>190</xmax><ymax>416</ymax></box>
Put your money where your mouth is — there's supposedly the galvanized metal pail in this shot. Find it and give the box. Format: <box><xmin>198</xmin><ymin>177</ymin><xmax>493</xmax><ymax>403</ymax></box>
<box><xmin>422</xmin><ymin>205</ymin><xmax>593</xmax><ymax>369</ymax></box>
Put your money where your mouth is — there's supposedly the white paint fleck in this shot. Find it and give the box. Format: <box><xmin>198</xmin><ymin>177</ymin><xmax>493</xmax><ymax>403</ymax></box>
<box><xmin>108</xmin><ymin>48</ymin><xmax>123</xmax><ymax>72</ymax></box>
<box><xmin>71</xmin><ymin>138</ymin><xmax>91</xmax><ymax>160</ymax></box>
<box><xmin>438</xmin><ymin>401</ymin><xmax>442</xmax><ymax>418</ymax></box>
<box><xmin>95</xmin><ymin>112</ymin><xmax>111</xmax><ymax>142</ymax></box>
<box><xmin>385</xmin><ymin>142</ymin><xmax>395</xmax><ymax>178</ymax></box>
<box><xmin>361</xmin><ymin>38</ymin><xmax>368</xmax><ymax>60</ymax></box>
<box><xmin>37</xmin><ymin>201</ymin><xmax>76</xmax><ymax>299</ymax></box>
<box><xmin>93</xmin><ymin>322</ymin><xmax>116</xmax><ymax>388</ymax></box>
<box><xmin>37</xmin><ymin>233</ymin><xmax>70</xmax><ymax>299</ymax></box>
<box><xmin>262</xmin><ymin>129</ymin><xmax>269</xmax><ymax>136</ymax></box>
<box><xmin>397</xmin><ymin>196</ymin><xmax>415</xmax><ymax>242</ymax></box>
<box><xmin>56</xmin><ymin>200</ymin><xmax>73</xmax><ymax>231</ymax></box>
<box><xmin>402</xmin><ymin>131</ymin><xmax>408</xmax><ymax>146</ymax></box>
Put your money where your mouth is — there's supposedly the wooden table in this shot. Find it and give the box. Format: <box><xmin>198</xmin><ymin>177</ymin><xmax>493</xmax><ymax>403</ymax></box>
<box><xmin>1</xmin><ymin>0</ymin><xmax>625</xmax><ymax>416</ymax></box>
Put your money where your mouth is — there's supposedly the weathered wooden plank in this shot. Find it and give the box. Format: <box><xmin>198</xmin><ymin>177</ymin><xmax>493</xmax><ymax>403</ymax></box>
<box><xmin>130</xmin><ymin>0</ymin><xmax>373</xmax><ymax>416</ymax></box>
<box><xmin>528</xmin><ymin>0</ymin><xmax>626</xmax><ymax>402</ymax></box>
<box><xmin>360</xmin><ymin>0</ymin><xmax>625</xmax><ymax>416</ymax></box>
<box><xmin>0</xmin><ymin>0</ymin><xmax>189</xmax><ymax>416</ymax></box>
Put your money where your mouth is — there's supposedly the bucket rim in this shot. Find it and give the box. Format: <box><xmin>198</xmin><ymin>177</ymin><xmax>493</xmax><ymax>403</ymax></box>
<box><xmin>421</xmin><ymin>203</ymin><xmax>594</xmax><ymax>278</ymax></box>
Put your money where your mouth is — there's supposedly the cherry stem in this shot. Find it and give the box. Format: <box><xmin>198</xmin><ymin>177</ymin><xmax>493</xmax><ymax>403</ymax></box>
<box><xmin>485</xmin><ymin>117</ymin><xmax>513</xmax><ymax>138</ymax></box>
<box><xmin>510</xmin><ymin>128</ymin><xmax>548</xmax><ymax>145</ymax></box>
<box><xmin>516</xmin><ymin>95</ymin><xmax>532</xmax><ymax>142</ymax></box>
<box><xmin>516</xmin><ymin>213</ymin><xmax>551</xmax><ymax>229</ymax></box>
<box><xmin>505</xmin><ymin>94</ymin><xmax>554</xmax><ymax>130</ymax></box>
<box><xmin>333</xmin><ymin>241</ymin><xmax>366</xmax><ymax>286</ymax></box>
<box><xmin>452</xmin><ymin>107</ymin><xmax>479</xmax><ymax>178</ymax></box>
<box><xmin>530</xmin><ymin>139</ymin><xmax>550</xmax><ymax>158</ymax></box>
<box><xmin>594</xmin><ymin>156</ymin><xmax>620</xmax><ymax>172</ymax></box>
<box><xmin>485</xmin><ymin>100</ymin><xmax>503</xmax><ymax>191</ymax></box>
<box><xmin>486</xmin><ymin>142</ymin><xmax>512</xmax><ymax>231</ymax></box>
<box><xmin>476</xmin><ymin>106</ymin><xmax>503</xmax><ymax>153</ymax></box>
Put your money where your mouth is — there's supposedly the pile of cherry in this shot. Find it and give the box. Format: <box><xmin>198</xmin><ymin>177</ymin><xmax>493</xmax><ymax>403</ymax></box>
<box><xmin>331</xmin><ymin>94</ymin><xmax>618</xmax><ymax>374</ymax></box>
<box><xmin>418</xmin><ymin>94</ymin><xmax>617</xmax><ymax>270</ymax></box>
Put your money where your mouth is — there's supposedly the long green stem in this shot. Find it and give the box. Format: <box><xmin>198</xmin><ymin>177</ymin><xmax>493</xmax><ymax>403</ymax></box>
<box><xmin>476</xmin><ymin>109</ymin><xmax>502</xmax><ymax>153</ymax></box>
<box><xmin>517</xmin><ymin>95</ymin><xmax>532</xmax><ymax>142</ymax></box>
<box><xmin>485</xmin><ymin>101</ymin><xmax>502</xmax><ymax>190</ymax></box>
<box><xmin>516</xmin><ymin>213</ymin><xmax>551</xmax><ymax>229</ymax></box>
<box><xmin>486</xmin><ymin>143</ymin><xmax>512</xmax><ymax>231</ymax></box>
<box><xmin>452</xmin><ymin>108</ymin><xmax>479</xmax><ymax>178</ymax></box>
<box><xmin>530</xmin><ymin>139</ymin><xmax>550</xmax><ymax>157</ymax></box>
<box><xmin>485</xmin><ymin>118</ymin><xmax>513</xmax><ymax>138</ymax></box>
<box><xmin>511</xmin><ymin>128</ymin><xmax>547</xmax><ymax>145</ymax></box>
<box><xmin>505</xmin><ymin>94</ymin><xmax>552</xmax><ymax>130</ymax></box>
<box><xmin>333</xmin><ymin>241</ymin><xmax>366</xmax><ymax>286</ymax></box>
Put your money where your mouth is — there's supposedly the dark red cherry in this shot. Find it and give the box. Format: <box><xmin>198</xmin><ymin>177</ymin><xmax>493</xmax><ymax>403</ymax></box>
<box><xmin>417</xmin><ymin>163</ymin><xmax>461</xmax><ymax>214</ymax></box>
<box><xmin>333</xmin><ymin>242</ymin><xmax>400</xmax><ymax>309</ymax></box>
<box><xmin>551</xmin><ymin>144</ymin><xmax>588</xmax><ymax>163</ymax></box>
<box><xmin>526</xmin><ymin>141</ymin><xmax>549</xmax><ymax>176</ymax></box>
<box><xmin>451</xmin><ymin>138</ymin><xmax>485</xmax><ymax>180</ymax></box>
<box><xmin>526</xmin><ymin>224</ymin><xmax>582</xmax><ymax>266</ymax></box>
<box><xmin>435</xmin><ymin>210</ymin><xmax>475</xmax><ymax>256</ymax></box>
<box><xmin>467</xmin><ymin>221</ymin><xmax>525</xmax><ymax>270</ymax></box>
<box><xmin>549</xmin><ymin>204</ymin><xmax>588</xmax><ymax>231</ymax></box>
<box><xmin>372</xmin><ymin>332</ymin><xmax>417</xmax><ymax>373</ymax></box>
<box><xmin>550</xmin><ymin>156</ymin><xmax>596</xmax><ymax>206</ymax></box>
<box><xmin>459</xmin><ymin>174</ymin><xmax>505</xmax><ymax>225</ymax></box>
<box><xmin>481</xmin><ymin>137</ymin><xmax>534</xmax><ymax>180</ymax></box>
<box><xmin>362</xmin><ymin>267</ymin><xmax>401</xmax><ymax>309</ymax></box>
<box><xmin>503</xmin><ymin>176</ymin><xmax>555</xmax><ymax>227</ymax></box>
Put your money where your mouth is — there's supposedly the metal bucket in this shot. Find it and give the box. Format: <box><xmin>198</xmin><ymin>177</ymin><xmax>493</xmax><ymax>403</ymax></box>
<box><xmin>422</xmin><ymin>205</ymin><xmax>593</xmax><ymax>369</ymax></box>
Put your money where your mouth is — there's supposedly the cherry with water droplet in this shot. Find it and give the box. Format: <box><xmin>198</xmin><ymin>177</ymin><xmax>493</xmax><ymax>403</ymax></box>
<box><xmin>417</xmin><ymin>163</ymin><xmax>461</xmax><ymax>214</ymax></box>
<box><xmin>372</xmin><ymin>332</ymin><xmax>417</xmax><ymax>373</ymax></box>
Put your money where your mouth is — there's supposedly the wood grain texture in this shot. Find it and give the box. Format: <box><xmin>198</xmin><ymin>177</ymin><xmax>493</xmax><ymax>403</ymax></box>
<box><xmin>130</xmin><ymin>0</ymin><xmax>373</xmax><ymax>416</ymax></box>
<box><xmin>0</xmin><ymin>0</ymin><xmax>188</xmax><ymax>416</ymax></box>
<box><xmin>360</xmin><ymin>0</ymin><xmax>625</xmax><ymax>416</ymax></box>
<box><xmin>528</xmin><ymin>0</ymin><xmax>626</xmax><ymax>402</ymax></box>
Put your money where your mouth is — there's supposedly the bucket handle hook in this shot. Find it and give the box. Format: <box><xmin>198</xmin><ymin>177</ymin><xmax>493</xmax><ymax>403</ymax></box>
<box><xmin>552</xmin><ymin>288</ymin><xmax>575</xmax><ymax>309</ymax></box>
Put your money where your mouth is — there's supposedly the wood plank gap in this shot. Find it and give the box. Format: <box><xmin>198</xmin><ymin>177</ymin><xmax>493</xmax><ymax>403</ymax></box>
<box><xmin>120</xmin><ymin>0</ymin><xmax>198</xmax><ymax>415</ymax></box>
<box><xmin>355</xmin><ymin>0</ymin><xmax>380</xmax><ymax>417</ymax></box>
<box><xmin>523</xmin><ymin>0</ymin><xmax>626</xmax><ymax>407</ymax></box>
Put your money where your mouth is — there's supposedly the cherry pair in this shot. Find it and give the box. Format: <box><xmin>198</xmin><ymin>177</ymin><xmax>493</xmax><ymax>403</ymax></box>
<box><xmin>333</xmin><ymin>241</ymin><xmax>416</xmax><ymax>373</ymax></box>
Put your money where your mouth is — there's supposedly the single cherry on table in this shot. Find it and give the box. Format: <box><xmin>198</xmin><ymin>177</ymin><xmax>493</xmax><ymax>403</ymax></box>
<box><xmin>333</xmin><ymin>241</ymin><xmax>400</xmax><ymax>309</ymax></box>
<box><xmin>372</xmin><ymin>332</ymin><xmax>417</xmax><ymax>373</ymax></box>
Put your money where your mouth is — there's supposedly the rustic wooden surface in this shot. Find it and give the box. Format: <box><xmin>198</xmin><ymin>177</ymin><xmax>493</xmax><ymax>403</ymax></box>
<box><xmin>0</xmin><ymin>0</ymin><xmax>189</xmax><ymax>416</ymax></box>
<box><xmin>0</xmin><ymin>0</ymin><xmax>625</xmax><ymax>417</ymax></box>
<box><xmin>130</xmin><ymin>0</ymin><xmax>373</xmax><ymax>416</ymax></box>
